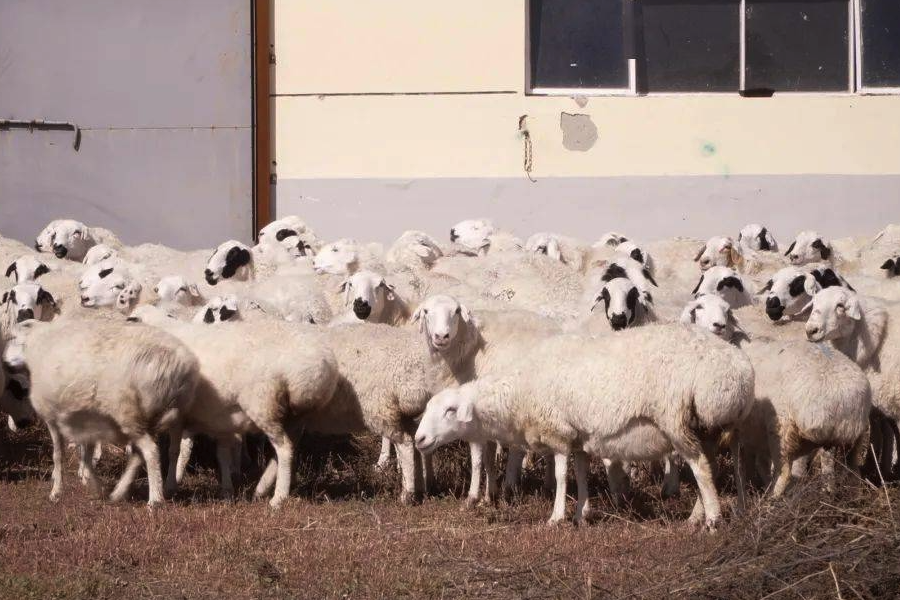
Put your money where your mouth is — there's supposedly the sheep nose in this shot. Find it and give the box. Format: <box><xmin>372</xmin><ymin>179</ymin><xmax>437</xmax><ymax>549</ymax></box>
<box><xmin>450</xmin><ymin>228</ymin><xmax>458</xmax><ymax>242</ymax></box>
<box><xmin>204</xmin><ymin>269</ymin><xmax>218</xmax><ymax>285</ymax></box>
<box><xmin>352</xmin><ymin>299</ymin><xmax>371</xmax><ymax>320</ymax></box>
<box><xmin>806</xmin><ymin>326</ymin><xmax>820</xmax><ymax>338</ymax></box>
<box><xmin>52</xmin><ymin>244</ymin><xmax>67</xmax><ymax>258</ymax></box>
<box><xmin>415</xmin><ymin>434</ymin><xmax>425</xmax><ymax>446</ymax></box>
<box><xmin>16</xmin><ymin>309</ymin><xmax>34</xmax><ymax>323</ymax></box>
<box><xmin>712</xmin><ymin>322</ymin><xmax>725</xmax><ymax>331</ymax></box>
<box><xmin>34</xmin><ymin>241</ymin><xmax>41</xmax><ymax>251</ymax></box>
<box><xmin>609</xmin><ymin>314</ymin><xmax>628</xmax><ymax>330</ymax></box>
<box><xmin>80</xmin><ymin>296</ymin><xmax>90</xmax><ymax>306</ymax></box>
<box><xmin>765</xmin><ymin>297</ymin><xmax>781</xmax><ymax>309</ymax></box>
<box><xmin>219</xmin><ymin>307</ymin><xmax>236</xmax><ymax>321</ymax></box>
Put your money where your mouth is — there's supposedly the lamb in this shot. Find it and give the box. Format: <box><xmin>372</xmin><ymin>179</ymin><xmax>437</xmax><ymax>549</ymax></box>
<box><xmin>738</xmin><ymin>224</ymin><xmax>778</xmax><ymax>253</ymax></box>
<box><xmin>331</xmin><ymin>270</ymin><xmax>411</xmax><ymax>326</ymax></box>
<box><xmin>682</xmin><ymin>294</ymin><xmax>871</xmax><ymax>495</ymax></box>
<box><xmin>415</xmin><ymin>324</ymin><xmax>755</xmax><ymax>527</ymax></box>
<box><xmin>385</xmin><ymin>231</ymin><xmax>444</xmax><ymax>271</ymax></box>
<box><xmin>1</xmin><ymin>282</ymin><xmax>58</xmax><ymax>339</ymax></box>
<box><xmin>691</xmin><ymin>266</ymin><xmax>752</xmax><ymax>308</ymax></box>
<box><xmin>785</xmin><ymin>231</ymin><xmax>834</xmax><ymax>266</ymax></box>
<box><xmin>204</xmin><ymin>241</ymin><xmax>256</xmax><ymax>284</ymax></box>
<box><xmin>694</xmin><ymin>236</ymin><xmax>743</xmax><ymax>271</ymax></box>
<box><xmin>805</xmin><ymin>287</ymin><xmax>900</xmax><ymax>474</ymax></box>
<box><xmin>34</xmin><ymin>219</ymin><xmax>121</xmax><ymax>262</ymax></box>
<box><xmin>5</xmin><ymin>255</ymin><xmax>50</xmax><ymax>283</ymax></box>
<box><xmin>758</xmin><ymin>265</ymin><xmax>852</xmax><ymax>322</ymax></box>
<box><xmin>131</xmin><ymin>310</ymin><xmax>339</xmax><ymax>507</ymax></box>
<box><xmin>20</xmin><ymin>317</ymin><xmax>199</xmax><ymax>506</ymax></box>
<box><xmin>584</xmin><ymin>277</ymin><xmax>657</xmax><ymax>333</ymax></box>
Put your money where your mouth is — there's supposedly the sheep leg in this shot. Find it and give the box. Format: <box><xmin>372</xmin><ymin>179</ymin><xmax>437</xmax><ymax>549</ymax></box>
<box><xmin>882</xmin><ymin>419</ymin><xmax>898</xmax><ymax>478</ymax></box>
<box><xmin>397</xmin><ymin>441</ymin><xmax>419</xmax><ymax>505</ymax></box>
<box><xmin>573</xmin><ymin>451</ymin><xmax>591</xmax><ymax>525</ymax></box>
<box><xmin>163</xmin><ymin>426</ymin><xmax>183</xmax><ymax>499</ymax></box>
<box><xmin>254</xmin><ymin>458</ymin><xmax>278</xmax><ymax>500</ymax></box>
<box><xmin>174</xmin><ymin>433</ymin><xmax>193</xmax><ymax>485</ymax></box>
<box><xmin>216</xmin><ymin>436</ymin><xmax>237</xmax><ymax>500</ymax></box>
<box><xmin>542</xmin><ymin>453</ymin><xmax>556</xmax><ymax>495</ymax></box>
<box><xmin>661</xmin><ymin>453</ymin><xmax>681</xmax><ymax>499</ymax></box>
<box><xmin>484</xmin><ymin>441</ymin><xmax>498</xmax><ymax>504</ymax></box>
<box><xmin>46</xmin><ymin>422</ymin><xmax>65</xmax><ymax>502</ymax></box>
<box><xmin>730</xmin><ymin>434</ymin><xmax>747</xmax><ymax>516</ymax></box>
<box><xmin>133</xmin><ymin>434</ymin><xmax>164</xmax><ymax>508</ymax></box>
<box><xmin>602</xmin><ymin>459</ymin><xmax>629</xmax><ymax>508</ymax></box>
<box><xmin>502</xmin><ymin>446</ymin><xmax>527</xmax><ymax>499</ymax></box>
<box><xmin>547</xmin><ymin>453</ymin><xmax>568</xmax><ymax>525</ymax></box>
<box><xmin>375</xmin><ymin>437</ymin><xmax>392</xmax><ymax>470</ymax></box>
<box><xmin>421</xmin><ymin>450</ymin><xmax>434</xmax><ymax>494</ymax></box>
<box><xmin>109</xmin><ymin>451</ymin><xmax>143</xmax><ymax>503</ymax></box>
<box><xmin>464</xmin><ymin>442</ymin><xmax>485</xmax><ymax>509</ymax></box>
<box><xmin>267</xmin><ymin>431</ymin><xmax>295</xmax><ymax>510</ymax></box>
<box><xmin>681</xmin><ymin>442</ymin><xmax>721</xmax><ymax>530</ymax></box>
<box><xmin>849</xmin><ymin>427</ymin><xmax>870</xmax><ymax>476</ymax></box>
<box><xmin>78</xmin><ymin>442</ymin><xmax>104</xmax><ymax>497</ymax></box>
<box><xmin>790</xmin><ymin>453</ymin><xmax>811</xmax><ymax>479</ymax></box>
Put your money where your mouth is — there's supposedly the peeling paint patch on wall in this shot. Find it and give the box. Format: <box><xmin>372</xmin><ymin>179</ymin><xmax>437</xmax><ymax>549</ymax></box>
<box><xmin>560</xmin><ymin>112</ymin><xmax>598</xmax><ymax>151</ymax></box>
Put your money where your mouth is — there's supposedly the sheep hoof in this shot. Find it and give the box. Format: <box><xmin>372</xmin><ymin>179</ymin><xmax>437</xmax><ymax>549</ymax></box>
<box><xmin>661</xmin><ymin>485</ymin><xmax>680</xmax><ymax>500</ymax></box>
<box><xmin>146</xmin><ymin>499</ymin><xmax>163</xmax><ymax>510</ymax></box>
<box><xmin>461</xmin><ymin>496</ymin><xmax>479</xmax><ymax>511</ymax></box>
<box><xmin>268</xmin><ymin>497</ymin><xmax>285</xmax><ymax>510</ymax></box>
<box><xmin>49</xmin><ymin>491</ymin><xmax>62</xmax><ymax>503</ymax></box>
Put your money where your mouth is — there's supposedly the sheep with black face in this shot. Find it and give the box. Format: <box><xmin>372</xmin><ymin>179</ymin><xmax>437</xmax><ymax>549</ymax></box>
<box><xmin>590</xmin><ymin>278</ymin><xmax>656</xmax><ymax>332</ymax></box>
<box><xmin>691</xmin><ymin>266</ymin><xmax>751</xmax><ymax>309</ymax></box>
<box><xmin>204</xmin><ymin>241</ymin><xmax>254</xmax><ymax>285</ymax></box>
<box><xmin>5</xmin><ymin>256</ymin><xmax>50</xmax><ymax>283</ymax></box>
<box><xmin>738</xmin><ymin>224</ymin><xmax>778</xmax><ymax>254</ymax></box>
<box><xmin>1</xmin><ymin>283</ymin><xmax>57</xmax><ymax>337</ymax></box>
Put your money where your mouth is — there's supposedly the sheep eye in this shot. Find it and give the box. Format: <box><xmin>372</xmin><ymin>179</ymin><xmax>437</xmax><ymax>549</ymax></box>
<box><xmin>455</xmin><ymin>306</ymin><xmax>461</xmax><ymax>315</ymax></box>
<box><xmin>331</xmin><ymin>247</ymin><xmax>338</xmax><ymax>253</ymax></box>
<box><xmin>423</xmin><ymin>309</ymin><xmax>429</xmax><ymax>315</ymax></box>
<box><xmin>444</xmin><ymin>407</ymin><xmax>457</xmax><ymax>416</ymax></box>
<box><xmin>836</xmin><ymin>304</ymin><xmax>845</xmax><ymax>311</ymax></box>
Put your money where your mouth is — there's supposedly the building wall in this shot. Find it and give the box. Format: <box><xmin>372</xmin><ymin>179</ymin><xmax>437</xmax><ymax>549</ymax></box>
<box><xmin>271</xmin><ymin>1</ymin><xmax>900</xmax><ymax>244</ymax></box>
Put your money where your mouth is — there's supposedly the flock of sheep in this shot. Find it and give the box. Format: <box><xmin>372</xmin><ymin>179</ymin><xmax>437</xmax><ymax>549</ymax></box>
<box><xmin>1</xmin><ymin>216</ymin><xmax>900</xmax><ymax>528</ymax></box>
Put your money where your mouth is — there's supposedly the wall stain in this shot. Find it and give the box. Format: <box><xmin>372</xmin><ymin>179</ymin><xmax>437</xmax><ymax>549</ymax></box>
<box><xmin>560</xmin><ymin>112</ymin><xmax>598</xmax><ymax>152</ymax></box>
<box><xmin>701</xmin><ymin>142</ymin><xmax>717</xmax><ymax>157</ymax></box>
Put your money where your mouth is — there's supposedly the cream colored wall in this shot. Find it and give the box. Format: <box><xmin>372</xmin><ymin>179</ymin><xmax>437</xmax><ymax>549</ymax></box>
<box><xmin>272</xmin><ymin>1</ymin><xmax>900</xmax><ymax>180</ymax></box>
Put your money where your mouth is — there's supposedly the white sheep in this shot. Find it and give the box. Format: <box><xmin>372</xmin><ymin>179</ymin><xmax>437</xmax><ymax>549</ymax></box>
<box><xmin>615</xmin><ymin>240</ymin><xmax>654</xmax><ymax>275</ymax></box>
<box><xmin>694</xmin><ymin>236</ymin><xmax>743</xmax><ymax>271</ymax></box>
<box><xmin>415</xmin><ymin>324</ymin><xmax>755</xmax><ymax>527</ymax></box>
<box><xmin>805</xmin><ymin>287</ymin><xmax>900</xmax><ymax>473</ymax></box>
<box><xmin>313</xmin><ymin>239</ymin><xmax>385</xmax><ymax>276</ymax></box>
<box><xmin>758</xmin><ymin>265</ymin><xmax>853</xmax><ymax>322</ymax></box>
<box><xmin>192</xmin><ymin>295</ymin><xmax>242</xmax><ymax>324</ymax></box>
<box><xmin>34</xmin><ymin>219</ymin><xmax>121</xmax><ymax>262</ymax></box>
<box><xmin>785</xmin><ymin>231</ymin><xmax>834</xmax><ymax>266</ymax></box>
<box><xmin>82</xmin><ymin>244</ymin><xmax>119</xmax><ymax>266</ymax></box>
<box><xmin>738</xmin><ymin>224</ymin><xmax>778</xmax><ymax>254</ymax></box>
<box><xmin>585</xmin><ymin>277</ymin><xmax>657</xmax><ymax>333</ymax></box>
<box><xmin>525</xmin><ymin>233</ymin><xmax>591</xmax><ymax>272</ymax></box>
<box><xmin>258</xmin><ymin>215</ymin><xmax>320</xmax><ymax>257</ymax></box>
<box><xmin>881</xmin><ymin>257</ymin><xmax>900</xmax><ymax>278</ymax></box>
<box><xmin>1</xmin><ymin>282</ymin><xmax>58</xmax><ymax>339</ymax></box>
<box><xmin>691</xmin><ymin>266</ymin><xmax>752</xmax><ymax>308</ymax></box>
<box><xmin>331</xmin><ymin>270</ymin><xmax>411</xmax><ymax>326</ymax></box>
<box><xmin>386</xmin><ymin>230</ymin><xmax>444</xmax><ymax>271</ymax></box>
<box><xmin>682</xmin><ymin>294</ymin><xmax>871</xmax><ymax>495</ymax></box>
<box><xmin>132</xmin><ymin>311</ymin><xmax>339</xmax><ymax>507</ymax></box>
<box><xmin>21</xmin><ymin>317</ymin><xmax>199</xmax><ymax>506</ymax></box>
<box><xmin>449</xmin><ymin>219</ymin><xmax>522</xmax><ymax>256</ymax></box>
<box><xmin>5</xmin><ymin>255</ymin><xmax>51</xmax><ymax>283</ymax></box>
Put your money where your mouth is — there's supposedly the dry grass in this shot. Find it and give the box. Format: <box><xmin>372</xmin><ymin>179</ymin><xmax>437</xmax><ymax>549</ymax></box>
<box><xmin>2</xmin><ymin>425</ymin><xmax>899</xmax><ymax>599</ymax></box>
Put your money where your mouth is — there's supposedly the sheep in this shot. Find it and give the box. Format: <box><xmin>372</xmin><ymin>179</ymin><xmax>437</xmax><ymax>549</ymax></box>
<box><xmin>525</xmin><ymin>233</ymin><xmax>590</xmax><ymax>272</ymax></box>
<box><xmin>615</xmin><ymin>240</ymin><xmax>654</xmax><ymax>274</ymax></box>
<box><xmin>192</xmin><ymin>295</ymin><xmax>242</xmax><ymax>324</ymax></box>
<box><xmin>131</xmin><ymin>310</ymin><xmax>339</xmax><ymax>507</ymax></box>
<box><xmin>1</xmin><ymin>283</ymin><xmax>58</xmax><ymax>339</ymax></box>
<box><xmin>34</xmin><ymin>219</ymin><xmax>121</xmax><ymax>262</ymax></box>
<box><xmin>805</xmin><ymin>287</ymin><xmax>900</xmax><ymax>474</ymax></box>
<box><xmin>785</xmin><ymin>231</ymin><xmax>834</xmax><ymax>266</ymax></box>
<box><xmin>331</xmin><ymin>271</ymin><xmax>411</xmax><ymax>326</ymax></box>
<box><xmin>691</xmin><ymin>266</ymin><xmax>752</xmax><ymax>308</ymax></box>
<box><xmin>585</xmin><ymin>277</ymin><xmax>657</xmax><ymax>333</ymax></box>
<box><xmin>415</xmin><ymin>324</ymin><xmax>755</xmax><ymax>527</ymax></box>
<box><xmin>82</xmin><ymin>244</ymin><xmax>119</xmax><ymax>266</ymax></box>
<box><xmin>257</xmin><ymin>215</ymin><xmax>320</xmax><ymax>257</ymax></box>
<box><xmin>758</xmin><ymin>265</ymin><xmax>852</xmax><ymax>322</ymax></box>
<box><xmin>881</xmin><ymin>257</ymin><xmax>900</xmax><ymax>278</ymax></box>
<box><xmin>313</xmin><ymin>238</ymin><xmax>385</xmax><ymax>276</ymax></box>
<box><xmin>682</xmin><ymin>294</ymin><xmax>871</xmax><ymax>495</ymax></box>
<box><xmin>19</xmin><ymin>317</ymin><xmax>199</xmax><ymax>506</ymax></box>
<box><xmin>385</xmin><ymin>230</ymin><xmax>444</xmax><ymax>271</ymax></box>
<box><xmin>449</xmin><ymin>219</ymin><xmax>522</xmax><ymax>256</ymax></box>
<box><xmin>5</xmin><ymin>255</ymin><xmax>50</xmax><ymax>283</ymax></box>
<box><xmin>204</xmin><ymin>241</ymin><xmax>255</xmax><ymax>284</ymax></box>
<box><xmin>154</xmin><ymin>276</ymin><xmax>204</xmax><ymax>308</ymax></box>
<box><xmin>738</xmin><ymin>224</ymin><xmax>778</xmax><ymax>254</ymax></box>
<box><xmin>694</xmin><ymin>236</ymin><xmax>743</xmax><ymax>271</ymax></box>
<box><xmin>596</xmin><ymin>232</ymin><xmax>629</xmax><ymax>248</ymax></box>
<box><xmin>78</xmin><ymin>261</ymin><xmax>137</xmax><ymax>310</ymax></box>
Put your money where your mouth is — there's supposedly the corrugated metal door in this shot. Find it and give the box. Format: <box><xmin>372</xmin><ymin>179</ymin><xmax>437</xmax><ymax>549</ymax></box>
<box><xmin>0</xmin><ymin>0</ymin><xmax>253</xmax><ymax>249</ymax></box>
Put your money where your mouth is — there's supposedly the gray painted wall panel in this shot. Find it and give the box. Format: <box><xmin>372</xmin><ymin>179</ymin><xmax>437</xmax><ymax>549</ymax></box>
<box><xmin>277</xmin><ymin>175</ymin><xmax>900</xmax><ymax>245</ymax></box>
<box><xmin>0</xmin><ymin>0</ymin><xmax>251</xmax><ymax>128</ymax></box>
<box><xmin>0</xmin><ymin>129</ymin><xmax>251</xmax><ymax>249</ymax></box>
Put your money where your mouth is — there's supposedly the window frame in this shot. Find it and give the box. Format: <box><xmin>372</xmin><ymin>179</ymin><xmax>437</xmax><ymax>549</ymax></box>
<box><xmin>526</xmin><ymin>0</ymin><xmax>896</xmax><ymax>96</ymax></box>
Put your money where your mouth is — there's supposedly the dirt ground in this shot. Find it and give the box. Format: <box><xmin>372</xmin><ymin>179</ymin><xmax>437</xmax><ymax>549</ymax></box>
<box><xmin>2</xmin><ymin>426</ymin><xmax>899</xmax><ymax>600</ymax></box>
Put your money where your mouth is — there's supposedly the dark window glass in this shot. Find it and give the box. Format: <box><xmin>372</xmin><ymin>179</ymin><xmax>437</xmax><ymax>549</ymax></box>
<box><xmin>530</xmin><ymin>0</ymin><xmax>628</xmax><ymax>88</ymax></box>
<box><xmin>636</xmin><ymin>0</ymin><xmax>740</xmax><ymax>92</ymax></box>
<box><xmin>745</xmin><ymin>0</ymin><xmax>850</xmax><ymax>92</ymax></box>
<box><xmin>861</xmin><ymin>0</ymin><xmax>900</xmax><ymax>87</ymax></box>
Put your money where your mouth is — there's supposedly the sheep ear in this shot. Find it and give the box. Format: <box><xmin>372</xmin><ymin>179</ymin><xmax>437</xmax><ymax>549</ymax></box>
<box><xmin>811</xmin><ymin>239</ymin><xmax>832</xmax><ymax>260</ymax></box>
<box><xmin>846</xmin><ymin>296</ymin><xmax>862</xmax><ymax>320</ymax></box>
<box><xmin>641</xmin><ymin>291</ymin><xmax>653</xmax><ymax>307</ymax></box>
<box><xmin>1</xmin><ymin>292</ymin><xmax>8</xmax><ymax>304</ymax></box>
<box><xmin>5</xmin><ymin>263</ymin><xmax>15</xmax><ymax>278</ymax></box>
<box><xmin>34</xmin><ymin>264</ymin><xmax>50</xmax><ymax>278</ymax></box>
<box><xmin>799</xmin><ymin>299</ymin><xmax>814</xmax><ymax>315</ymax></box>
<box><xmin>457</xmin><ymin>303</ymin><xmax>474</xmax><ymax>325</ymax></box>
<box><xmin>412</xmin><ymin>306</ymin><xmax>425</xmax><ymax>333</ymax></box>
<box><xmin>37</xmin><ymin>288</ymin><xmax>56</xmax><ymax>308</ymax></box>
<box><xmin>691</xmin><ymin>274</ymin><xmax>705</xmax><ymax>295</ymax></box>
<box><xmin>881</xmin><ymin>259</ymin><xmax>896</xmax><ymax>271</ymax></box>
<box><xmin>784</xmin><ymin>241</ymin><xmax>796</xmax><ymax>257</ymax></box>
<box><xmin>378</xmin><ymin>280</ymin><xmax>396</xmax><ymax>301</ymax></box>
<box><xmin>412</xmin><ymin>244</ymin><xmax>433</xmax><ymax>258</ymax></box>
<box><xmin>803</xmin><ymin>274</ymin><xmax>821</xmax><ymax>298</ymax></box>
<box><xmin>642</xmin><ymin>268</ymin><xmax>658</xmax><ymax>287</ymax></box>
<box><xmin>456</xmin><ymin>398</ymin><xmax>475</xmax><ymax>424</ymax></box>
<box><xmin>681</xmin><ymin>305</ymin><xmax>697</xmax><ymax>325</ymax></box>
<box><xmin>188</xmin><ymin>284</ymin><xmax>201</xmax><ymax>298</ymax></box>
<box><xmin>203</xmin><ymin>308</ymin><xmax>215</xmax><ymax>323</ymax></box>
<box><xmin>693</xmin><ymin>246</ymin><xmax>705</xmax><ymax>262</ymax></box>
<box><xmin>758</xmin><ymin>279</ymin><xmax>773</xmax><ymax>294</ymax></box>
<box><xmin>729</xmin><ymin>246</ymin><xmax>743</xmax><ymax>268</ymax></box>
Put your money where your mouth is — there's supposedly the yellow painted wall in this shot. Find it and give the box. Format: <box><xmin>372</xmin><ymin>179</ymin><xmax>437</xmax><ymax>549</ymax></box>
<box><xmin>272</xmin><ymin>1</ymin><xmax>900</xmax><ymax>180</ymax></box>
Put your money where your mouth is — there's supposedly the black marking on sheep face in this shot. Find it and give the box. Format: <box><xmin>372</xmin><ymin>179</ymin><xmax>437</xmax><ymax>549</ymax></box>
<box><xmin>295</xmin><ymin>239</ymin><xmax>311</xmax><ymax>256</ymax></box>
<box><xmin>126</xmin><ymin>317</ymin><xmax>140</xmax><ymax>322</ymax></box>
<box><xmin>275</xmin><ymin>228</ymin><xmax>297</xmax><ymax>242</ymax></box>
<box><xmin>765</xmin><ymin>296</ymin><xmax>784</xmax><ymax>321</ymax></box>
<box><xmin>882</xmin><ymin>258</ymin><xmax>900</xmax><ymax>276</ymax></box>
<box><xmin>691</xmin><ymin>275</ymin><xmax>705</xmax><ymax>295</ymax></box>
<box><xmin>7</xmin><ymin>379</ymin><xmax>28</xmax><ymax>401</ymax></box>
<box><xmin>449</xmin><ymin>228</ymin><xmax>458</xmax><ymax>242</ymax></box>
<box><xmin>204</xmin><ymin>269</ymin><xmax>217</xmax><ymax>286</ymax></box>
<box><xmin>717</xmin><ymin>277</ymin><xmax>744</xmax><ymax>293</ymax></box>
<box><xmin>788</xmin><ymin>275</ymin><xmax>806</xmax><ymax>297</ymax></box>
<box><xmin>52</xmin><ymin>244</ymin><xmax>68</xmax><ymax>259</ymax></box>
<box><xmin>16</xmin><ymin>308</ymin><xmax>34</xmax><ymax>323</ymax></box>
<box><xmin>642</xmin><ymin>268</ymin><xmax>658</xmax><ymax>287</ymax></box>
<box><xmin>811</xmin><ymin>268</ymin><xmax>841</xmax><ymax>290</ymax></box>
<box><xmin>757</xmin><ymin>227</ymin><xmax>771</xmax><ymax>251</ymax></box>
<box><xmin>784</xmin><ymin>241</ymin><xmax>796</xmax><ymax>257</ymax></box>
<box><xmin>811</xmin><ymin>239</ymin><xmax>831</xmax><ymax>260</ymax></box>
<box><xmin>219</xmin><ymin>306</ymin><xmax>237</xmax><ymax>321</ymax></box>
<box><xmin>34</xmin><ymin>263</ymin><xmax>50</xmax><ymax>278</ymax></box>
<box><xmin>601</xmin><ymin>264</ymin><xmax>628</xmax><ymax>282</ymax></box>
<box><xmin>5</xmin><ymin>263</ymin><xmax>15</xmax><ymax>279</ymax></box>
<box><xmin>630</xmin><ymin>248</ymin><xmax>644</xmax><ymax>263</ymax></box>
<box><xmin>222</xmin><ymin>246</ymin><xmax>251</xmax><ymax>279</ymax></box>
<box><xmin>34</xmin><ymin>241</ymin><xmax>41</xmax><ymax>251</ymax></box>
<box><xmin>203</xmin><ymin>308</ymin><xmax>215</xmax><ymax>323</ymax></box>
<box><xmin>353</xmin><ymin>298</ymin><xmax>372</xmax><ymax>320</ymax></box>
<box><xmin>98</xmin><ymin>267</ymin><xmax>114</xmax><ymax>279</ymax></box>
<box><xmin>536</xmin><ymin>245</ymin><xmax>548</xmax><ymax>255</ymax></box>
<box><xmin>37</xmin><ymin>288</ymin><xmax>56</xmax><ymax>307</ymax></box>
<box><xmin>2</xmin><ymin>290</ymin><xmax>15</xmax><ymax>305</ymax></box>
<box><xmin>759</xmin><ymin>279</ymin><xmax>774</xmax><ymax>294</ymax></box>
<box><xmin>626</xmin><ymin>286</ymin><xmax>639</xmax><ymax>322</ymax></box>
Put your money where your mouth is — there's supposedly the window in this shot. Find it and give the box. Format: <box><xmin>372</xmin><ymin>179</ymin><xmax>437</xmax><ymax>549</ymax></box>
<box><xmin>527</xmin><ymin>0</ymin><xmax>900</xmax><ymax>94</ymax></box>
